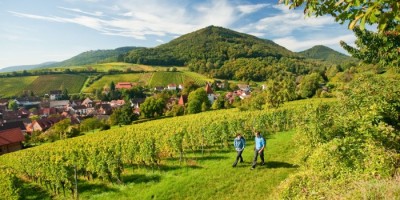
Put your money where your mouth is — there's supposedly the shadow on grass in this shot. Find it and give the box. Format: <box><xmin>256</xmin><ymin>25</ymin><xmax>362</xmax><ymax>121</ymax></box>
<box><xmin>19</xmin><ymin>180</ymin><xmax>53</xmax><ymax>200</ymax></box>
<box><xmin>185</xmin><ymin>155</ymin><xmax>229</xmax><ymax>161</ymax></box>
<box><xmin>122</xmin><ymin>174</ymin><xmax>161</xmax><ymax>184</ymax></box>
<box><xmin>265</xmin><ymin>161</ymin><xmax>299</xmax><ymax>169</ymax></box>
<box><xmin>78</xmin><ymin>181</ymin><xmax>118</xmax><ymax>194</ymax></box>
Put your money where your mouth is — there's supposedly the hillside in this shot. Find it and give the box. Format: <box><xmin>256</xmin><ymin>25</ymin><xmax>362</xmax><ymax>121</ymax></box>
<box><xmin>0</xmin><ymin>62</ymin><xmax>57</xmax><ymax>73</ymax></box>
<box><xmin>298</xmin><ymin>45</ymin><xmax>358</xmax><ymax>65</ymax></box>
<box><xmin>45</xmin><ymin>47</ymin><xmax>142</xmax><ymax>68</ymax></box>
<box><xmin>124</xmin><ymin>26</ymin><xmax>297</xmax><ymax>66</ymax></box>
<box><xmin>124</xmin><ymin>26</ymin><xmax>334</xmax><ymax>81</ymax></box>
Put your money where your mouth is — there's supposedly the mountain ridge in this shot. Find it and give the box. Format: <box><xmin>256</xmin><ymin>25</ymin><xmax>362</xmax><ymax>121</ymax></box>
<box><xmin>298</xmin><ymin>45</ymin><xmax>358</xmax><ymax>65</ymax></box>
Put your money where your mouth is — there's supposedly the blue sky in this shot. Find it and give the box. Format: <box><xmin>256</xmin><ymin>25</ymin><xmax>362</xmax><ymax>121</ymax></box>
<box><xmin>0</xmin><ymin>0</ymin><xmax>356</xmax><ymax>68</ymax></box>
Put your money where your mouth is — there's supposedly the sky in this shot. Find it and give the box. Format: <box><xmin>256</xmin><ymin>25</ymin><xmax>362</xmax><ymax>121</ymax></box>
<box><xmin>0</xmin><ymin>0</ymin><xmax>356</xmax><ymax>69</ymax></box>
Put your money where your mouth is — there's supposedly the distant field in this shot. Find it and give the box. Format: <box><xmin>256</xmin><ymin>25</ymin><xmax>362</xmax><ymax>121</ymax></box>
<box><xmin>0</xmin><ymin>76</ymin><xmax>38</xmax><ymax>97</ymax></box>
<box><xmin>83</xmin><ymin>73</ymin><xmax>153</xmax><ymax>93</ymax></box>
<box><xmin>24</xmin><ymin>74</ymin><xmax>87</xmax><ymax>95</ymax></box>
<box><xmin>48</xmin><ymin>62</ymin><xmax>156</xmax><ymax>72</ymax></box>
<box><xmin>148</xmin><ymin>71</ymin><xmax>211</xmax><ymax>87</ymax></box>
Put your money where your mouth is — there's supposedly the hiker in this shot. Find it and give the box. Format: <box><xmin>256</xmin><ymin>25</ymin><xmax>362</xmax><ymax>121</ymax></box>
<box><xmin>251</xmin><ymin>131</ymin><xmax>265</xmax><ymax>169</ymax></box>
<box><xmin>232</xmin><ymin>133</ymin><xmax>245</xmax><ymax>167</ymax></box>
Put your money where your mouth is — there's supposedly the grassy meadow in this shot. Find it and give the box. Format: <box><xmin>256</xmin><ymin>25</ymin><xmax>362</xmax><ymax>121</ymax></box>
<box><xmin>0</xmin><ymin>76</ymin><xmax>38</xmax><ymax>97</ymax></box>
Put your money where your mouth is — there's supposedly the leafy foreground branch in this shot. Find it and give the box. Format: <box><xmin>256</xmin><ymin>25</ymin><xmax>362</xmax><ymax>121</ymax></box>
<box><xmin>275</xmin><ymin>74</ymin><xmax>400</xmax><ymax>199</ymax></box>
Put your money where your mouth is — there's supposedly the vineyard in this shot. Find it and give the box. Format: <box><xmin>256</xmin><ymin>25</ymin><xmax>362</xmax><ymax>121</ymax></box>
<box><xmin>24</xmin><ymin>74</ymin><xmax>87</xmax><ymax>95</ymax></box>
<box><xmin>0</xmin><ymin>76</ymin><xmax>38</xmax><ymax>97</ymax></box>
<box><xmin>0</xmin><ymin>100</ymin><xmax>312</xmax><ymax>199</ymax></box>
<box><xmin>82</xmin><ymin>73</ymin><xmax>152</xmax><ymax>93</ymax></box>
<box><xmin>148</xmin><ymin>71</ymin><xmax>210</xmax><ymax>87</ymax></box>
<box><xmin>53</xmin><ymin>62</ymin><xmax>156</xmax><ymax>73</ymax></box>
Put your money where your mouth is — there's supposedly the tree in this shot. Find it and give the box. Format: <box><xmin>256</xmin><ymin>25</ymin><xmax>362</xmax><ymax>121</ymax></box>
<box><xmin>187</xmin><ymin>88</ymin><xmax>210</xmax><ymax>114</ymax></box>
<box><xmin>109</xmin><ymin>104</ymin><xmax>137</xmax><ymax>125</ymax></box>
<box><xmin>212</xmin><ymin>95</ymin><xmax>226</xmax><ymax>110</ymax></box>
<box><xmin>140</xmin><ymin>96</ymin><xmax>165</xmax><ymax>118</ymax></box>
<box><xmin>182</xmin><ymin>80</ymin><xmax>199</xmax><ymax>95</ymax></box>
<box><xmin>296</xmin><ymin>73</ymin><xmax>322</xmax><ymax>99</ymax></box>
<box><xmin>61</xmin><ymin>88</ymin><xmax>69</xmax><ymax>100</ymax></box>
<box><xmin>281</xmin><ymin>0</ymin><xmax>400</xmax><ymax>33</ymax></box>
<box><xmin>8</xmin><ymin>100</ymin><xmax>18</xmax><ymax>111</ymax></box>
<box><xmin>53</xmin><ymin>118</ymin><xmax>71</xmax><ymax>140</ymax></box>
<box><xmin>340</xmin><ymin>26</ymin><xmax>400</xmax><ymax>68</ymax></box>
<box><xmin>80</xmin><ymin>118</ymin><xmax>103</xmax><ymax>132</ymax></box>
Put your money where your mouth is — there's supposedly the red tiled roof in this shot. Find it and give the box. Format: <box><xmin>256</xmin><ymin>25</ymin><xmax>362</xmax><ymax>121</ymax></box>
<box><xmin>116</xmin><ymin>82</ymin><xmax>133</xmax><ymax>89</ymax></box>
<box><xmin>0</xmin><ymin>128</ymin><xmax>25</xmax><ymax>145</ymax></box>
<box><xmin>205</xmin><ymin>83</ymin><xmax>213</xmax><ymax>94</ymax></box>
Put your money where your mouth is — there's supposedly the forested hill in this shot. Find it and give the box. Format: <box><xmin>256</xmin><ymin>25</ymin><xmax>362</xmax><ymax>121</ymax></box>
<box><xmin>298</xmin><ymin>45</ymin><xmax>358</xmax><ymax>65</ymax></box>
<box><xmin>124</xmin><ymin>25</ymin><xmax>298</xmax><ymax>67</ymax></box>
<box><xmin>123</xmin><ymin>26</ymin><xmax>345</xmax><ymax>81</ymax></box>
<box><xmin>45</xmin><ymin>46</ymin><xmax>142</xmax><ymax>68</ymax></box>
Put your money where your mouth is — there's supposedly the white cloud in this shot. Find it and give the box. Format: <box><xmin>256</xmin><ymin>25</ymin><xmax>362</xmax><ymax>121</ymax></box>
<box><xmin>273</xmin><ymin>34</ymin><xmax>356</xmax><ymax>52</ymax></box>
<box><xmin>239</xmin><ymin>4</ymin><xmax>335</xmax><ymax>37</ymax></box>
<box><xmin>59</xmin><ymin>7</ymin><xmax>103</xmax><ymax>17</ymax></box>
<box><xmin>156</xmin><ymin>39</ymin><xmax>164</xmax><ymax>43</ymax></box>
<box><xmin>237</xmin><ymin>4</ymin><xmax>269</xmax><ymax>15</ymax></box>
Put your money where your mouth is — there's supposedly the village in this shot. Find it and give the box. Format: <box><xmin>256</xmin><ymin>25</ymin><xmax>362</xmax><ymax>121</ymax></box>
<box><xmin>0</xmin><ymin>81</ymin><xmax>253</xmax><ymax>155</ymax></box>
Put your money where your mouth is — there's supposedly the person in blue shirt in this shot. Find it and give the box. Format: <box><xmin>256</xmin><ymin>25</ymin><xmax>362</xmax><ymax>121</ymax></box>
<box><xmin>251</xmin><ymin>131</ymin><xmax>265</xmax><ymax>169</ymax></box>
<box><xmin>232</xmin><ymin>133</ymin><xmax>245</xmax><ymax>167</ymax></box>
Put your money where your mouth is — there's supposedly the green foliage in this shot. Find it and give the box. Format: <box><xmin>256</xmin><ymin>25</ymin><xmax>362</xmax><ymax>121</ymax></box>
<box><xmin>80</xmin><ymin>118</ymin><xmax>103</xmax><ymax>132</ymax></box>
<box><xmin>282</xmin><ymin>0</ymin><xmax>400</xmax><ymax>33</ymax></box>
<box><xmin>109</xmin><ymin>104</ymin><xmax>137</xmax><ymax>125</ymax></box>
<box><xmin>140</xmin><ymin>96</ymin><xmax>166</xmax><ymax>118</ymax></box>
<box><xmin>296</xmin><ymin>72</ymin><xmax>322</xmax><ymax>98</ymax></box>
<box><xmin>280</xmin><ymin>74</ymin><xmax>400</xmax><ymax>198</ymax></box>
<box><xmin>0</xmin><ymin>167</ymin><xmax>20</xmax><ymax>200</ymax></box>
<box><xmin>8</xmin><ymin>100</ymin><xmax>18</xmax><ymax>111</ymax></box>
<box><xmin>187</xmin><ymin>88</ymin><xmax>210</xmax><ymax>114</ymax></box>
<box><xmin>341</xmin><ymin>26</ymin><xmax>400</xmax><ymax>68</ymax></box>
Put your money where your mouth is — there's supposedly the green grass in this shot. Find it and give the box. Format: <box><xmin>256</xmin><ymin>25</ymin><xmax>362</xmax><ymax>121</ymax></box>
<box><xmin>24</xmin><ymin>74</ymin><xmax>87</xmax><ymax>95</ymax></box>
<box><xmin>83</xmin><ymin>73</ymin><xmax>153</xmax><ymax>93</ymax></box>
<box><xmin>66</xmin><ymin>130</ymin><xmax>298</xmax><ymax>200</ymax></box>
<box><xmin>0</xmin><ymin>76</ymin><xmax>38</xmax><ymax>97</ymax></box>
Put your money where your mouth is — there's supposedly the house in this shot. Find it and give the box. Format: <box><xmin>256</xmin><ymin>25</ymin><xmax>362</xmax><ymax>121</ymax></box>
<box><xmin>82</xmin><ymin>98</ymin><xmax>94</xmax><ymax>108</ymax></box>
<box><xmin>15</xmin><ymin>97</ymin><xmax>41</xmax><ymax>108</ymax></box>
<box><xmin>18</xmin><ymin>108</ymin><xmax>30</xmax><ymax>118</ymax></box>
<box><xmin>70</xmin><ymin>105</ymin><xmax>90</xmax><ymax>116</ymax></box>
<box><xmin>0</xmin><ymin>128</ymin><xmax>25</xmax><ymax>155</ymax></box>
<box><xmin>31</xmin><ymin>117</ymin><xmax>62</xmax><ymax>132</ymax></box>
<box><xmin>237</xmin><ymin>84</ymin><xmax>250</xmax><ymax>92</ymax></box>
<box><xmin>50</xmin><ymin>100</ymin><xmax>70</xmax><ymax>109</ymax></box>
<box><xmin>154</xmin><ymin>86</ymin><xmax>164</xmax><ymax>92</ymax></box>
<box><xmin>167</xmin><ymin>84</ymin><xmax>177</xmax><ymax>90</ymax></box>
<box><xmin>110</xmin><ymin>100</ymin><xmax>125</xmax><ymax>108</ymax></box>
<box><xmin>0</xmin><ymin>99</ymin><xmax>8</xmax><ymax>107</ymax></box>
<box><xmin>131</xmin><ymin>98</ymin><xmax>145</xmax><ymax>109</ymax></box>
<box><xmin>116</xmin><ymin>82</ymin><xmax>133</xmax><ymax>90</ymax></box>
<box><xmin>205</xmin><ymin>83</ymin><xmax>215</xmax><ymax>104</ymax></box>
<box><xmin>0</xmin><ymin>121</ymin><xmax>27</xmax><ymax>135</ymax></box>
<box><xmin>178</xmin><ymin>95</ymin><xmax>188</xmax><ymax>106</ymax></box>
<box><xmin>49</xmin><ymin>90</ymin><xmax>62</xmax><ymax>100</ymax></box>
<box><xmin>96</xmin><ymin>103</ymin><xmax>112</xmax><ymax>115</ymax></box>
<box><xmin>39</xmin><ymin>107</ymin><xmax>58</xmax><ymax>116</ymax></box>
